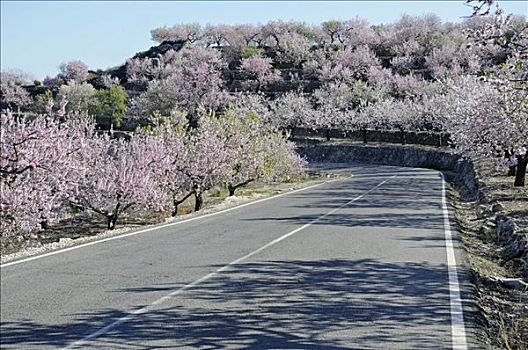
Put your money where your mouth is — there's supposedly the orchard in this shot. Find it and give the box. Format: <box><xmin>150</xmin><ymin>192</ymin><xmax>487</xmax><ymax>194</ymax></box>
<box><xmin>1</xmin><ymin>1</ymin><xmax>527</xmax><ymax>240</ymax></box>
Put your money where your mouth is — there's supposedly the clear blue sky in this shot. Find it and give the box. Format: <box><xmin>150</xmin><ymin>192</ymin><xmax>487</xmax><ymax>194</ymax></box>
<box><xmin>1</xmin><ymin>1</ymin><xmax>527</xmax><ymax>79</ymax></box>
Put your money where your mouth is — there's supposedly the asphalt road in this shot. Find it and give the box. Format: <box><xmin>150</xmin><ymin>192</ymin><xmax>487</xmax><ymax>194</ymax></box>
<box><xmin>1</xmin><ymin>164</ymin><xmax>476</xmax><ymax>349</ymax></box>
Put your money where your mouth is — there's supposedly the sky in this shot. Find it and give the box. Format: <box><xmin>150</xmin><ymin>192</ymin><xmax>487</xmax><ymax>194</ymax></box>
<box><xmin>1</xmin><ymin>1</ymin><xmax>527</xmax><ymax>79</ymax></box>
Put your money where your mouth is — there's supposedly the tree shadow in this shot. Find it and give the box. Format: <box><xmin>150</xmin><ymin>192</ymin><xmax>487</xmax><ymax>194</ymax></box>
<box><xmin>245</xmin><ymin>169</ymin><xmax>445</xmax><ymax>232</ymax></box>
<box><xmin>1</xmin><ymin>259</ymin><xmax>462</xmax><ymax>349</ymax></box>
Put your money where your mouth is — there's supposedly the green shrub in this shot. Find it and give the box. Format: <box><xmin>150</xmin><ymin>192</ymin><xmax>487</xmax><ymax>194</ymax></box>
<box><xmin>91</xmin><ymin>86</ymin><xmax>127</xmax><ymax>127</ymax></box>
<box><xmin>241</xmin><ymin>46</ymin><xmax>262</xmax><ymax>59</ymax></box>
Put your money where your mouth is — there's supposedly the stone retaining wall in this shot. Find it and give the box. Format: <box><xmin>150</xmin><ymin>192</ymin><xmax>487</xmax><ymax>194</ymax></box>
<box><xmin>297</xmin><ymin>142</ymin><xmax>477</xmax><ymax>192</ymax></box>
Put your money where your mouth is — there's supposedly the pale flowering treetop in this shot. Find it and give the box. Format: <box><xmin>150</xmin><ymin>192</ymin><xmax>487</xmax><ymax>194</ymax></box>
<box><xmin>126</xmin><ymin>56</ymin><xmax>163</xmax><ymax>84</ymax></box>
<box><xmin>229</xmin><ymin>92</ymin><xmax>273</xmax><ymax>122</ymax></box>
<box><xmin>58</xmin><ymin>80</ymin><xmax>96</xmax><ymax>114</ymax></box>
<box><xmin>312</xmin><ymin>82</ymin><xmax>356</xmax><ymax>130</ymax></box>
<box><xmin>269</xmin><ymin>90</ymin><xmax>313</xmax><ymax>132</ymax></box>
<box><xmin>0</xmin><ymin>71</ymin><xmax>32</xmax><ymax>112</ymax></box>
<box><xmin>445</xmin><ymin>75</ymin><xmax>508</xmax><ymax>156</ymax></box>
<box><xmin>58</xmin><ymin>60</ymin><xmax>89</xmax><ymax>83</ymax></box>
<box><xmin>240</xmin><ymin>55</ymin><xmax>281</xmax><ymax>91</ymax></box>
<box><xmin>150</xmin><ymin>23</ymin><xmax>202</xmax><ymax>44</ymax></box>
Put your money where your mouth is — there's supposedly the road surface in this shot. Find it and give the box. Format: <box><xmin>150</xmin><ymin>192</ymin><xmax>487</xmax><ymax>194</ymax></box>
<box><xmin>1</xmin><ymin>164</ymin><xmax>476</xmax><ymax>349</ymax></box>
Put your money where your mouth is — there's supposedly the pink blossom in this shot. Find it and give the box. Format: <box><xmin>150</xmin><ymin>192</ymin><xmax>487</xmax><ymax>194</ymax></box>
<box><xmin>240</xmin><ymin>56</ymin><xmax>281</xmax><ymax>90</ymax></box>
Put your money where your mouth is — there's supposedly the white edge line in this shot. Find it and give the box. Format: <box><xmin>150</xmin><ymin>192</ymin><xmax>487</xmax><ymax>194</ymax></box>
<box><xmin>64</xmin><ymin>175</ymin><xmax>395</xmax><ymax>349</ymax></box>
<box><xmin>1</xmin><ymin>180</ymin><xmax>335</xmax><ymax>269</ymax></box>
<box><xmin>440</xmin><ymin>172</ymin><xmax>468</xmax><ymax>350</ymax></box>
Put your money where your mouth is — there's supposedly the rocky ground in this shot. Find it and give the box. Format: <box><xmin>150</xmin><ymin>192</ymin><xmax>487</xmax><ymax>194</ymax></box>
<box><xmin>449</xmin><ymin>160</ymin><xmax>527</xmax><ymax>350</ymax></box>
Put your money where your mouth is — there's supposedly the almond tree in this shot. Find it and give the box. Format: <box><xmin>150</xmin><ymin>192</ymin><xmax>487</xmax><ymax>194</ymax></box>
<box><xmin>260</xmin><ymin>20</ymin><xmax>313</xmax><ymax>66</ymax></box>
<box><xmin>0</xmin><ymin>112</ymin><xmax>91</xmax><ymax>236</ymax></box>
<box><xmin>361</xmin><ymin>97</ymin><xmax>417</xmax><ymax>145</ymax></box>
<box><xmin>126</xmin><ymin>56</ymin><xmax>163</xmax><ymax>84</ymax></box>
<box><xmin>464</xmin><ymin>3</ymin><xmax>528</xmax><ymax>186</ymax></box>
<box><xmin>1</xmin><ymin>112</ymin><xmax>61</xmax><ymax>236</ymax></box>
<box><xmin>223</xmin><ymin>24</ymin><xmax>261</xmax><ymax>56</ymax></box>
<box><xmin>424</xmin><ymin>74</ymin><xmax>527</xmax><ymax>185</ymax></box>
<box><xmin>182</xmin><ymin>112</ymin><xmax>231</xmax><ymax>211</ymax></box>
<box><xmin>214</xmin><ymin>110</ymin><xmax>265</xmax><ymax>196</ymax></box>
<box><xmin>144</xmin><ymin>116</ymin><xmax>192</xmax><ymax>217</ymax></box>
<box><xmin>58</xmin><ymin>60</ymin><xmax>89</xmax><ymax>83</ymax></box>
<box><xmin>321</xmin><ymin>20</ymin><xmax>348</xmax><ymax>46</ymax></box>
<box><xmin>269</xmin><ymin>90</ymin><xmax>313</xmax><ymax>136</ymax></box>
<box><xmin>390</xmin><ymin>73</ymin><xmax>429</xmax><ymax>99</ymax></box>
<box><xmin>447</xmin><ymin>75</ymin><xmax>527</xmax><ymax>186</ymax></box>
<box><xmin>340</xmin><ymin>18</ymin><xmax>378</xmax><ymax>49</ymax></box>
<box><xmin>127</xmin><ymin>79</ymin><xmax>183</xmax><ymax>119</ymax></box>
<box><xmin>312</xmin><ymin>82</ymin><xmax>355</xmax><ymax>139</ymax></box>
<box><xmin>260</xmin><ymin>131</ymin><xmax>306</xmax><ymax>183</ymax></box>
<box><xmin>128</xmin><ymin>47</ymin><xmax>229</xmax><ymax>122</ymax></box>
<box><xmin>0</xmin><ymin>71</ymin><xmax>32</xmax><ymax>113</ymax></box>
<box><xmin>386</xmin><ymin>14</ymin><xmax>445</xmax><ymax>74</ymax></box>
<box><xmin>58</xmin><ymin>80</ymin><xmax>96</xmax><ymax>114</ymax></box>
<box><xmin>343</xmin><ymin>80</ymin><xmax>386</xmax><ymax>143</ymax></box>
<box><xmin>305</xmin><ymin>45</ymin><xmax>380</xmax><ymax>84</ymax></box>
<box><xmin>72</xmin><ymin>132</ymin><xmax>168</xmax><ymax>229</ymax></box>
<box><xmin>240</xmin><ymin>55</ymin><xmax>281</xmax><ymax>91</ymax></box>
<box><xmin>229</xmin><ymin>92</ymin><xmax>272</xmax><ymax>123</ymax></box>
<box><xmin>203</xmin><ymin>24</ymin><xmax>232</xmax><ymax>47</ymax></box>
<box><xmin>410</xmin><ymin>81</ymin><xmax>454</xmax><ymax>146</ymax></box>
<box><xmin>150</xmin><ymin>23</ymin><xmax>202</xmax><ymax>44</ymax></box>
<box><xmin>425</xmin><ymin>42</ymin><xmax>481</xmax><ymax>79</ymax></box>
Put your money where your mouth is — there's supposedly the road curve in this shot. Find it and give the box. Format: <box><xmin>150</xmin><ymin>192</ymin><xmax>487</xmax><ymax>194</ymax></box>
<box><xmin>1</xmin><ymin>164</ymin><xmax>475</xmax><ymax>349</ymax></box>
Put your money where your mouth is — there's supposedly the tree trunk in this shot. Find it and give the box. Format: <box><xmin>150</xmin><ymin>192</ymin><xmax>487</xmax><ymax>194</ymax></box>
<box><xmin>325</xmin><ymin>129</ymin><xmax>331</xmax><ymax>141</ymax></box>
<box><xmin>194</xmin><ymin>190</ymin><xmax>203</xmax><ymax>212</ymax></box>
<box><xmin>106</xmin><ymin>213</ymin><xmax>118</xmax><ymax>230</ymax></box>
<box><xmin>228</xmin><ymin>179</ymin><xmax>254</xmax><ymax>197</ymax></box>
<box><xmin>171</xmin><ymin>191</ymin><xmax>194</xmax><ymax>217</ymax></box>
<box><xmin>362</xmin><ymin>128</ymin><xmax>367</xmax><ymax>144</ymax></box>
<box><xmin>438</xmin><ymin>133</ymin><xmax>442</xmax><ymax>148</ymax></box>
<box><xmin>40</xmin><ymin>220</ymin><xmax>49</xmax><ymax>230</ymax></box>
<box><xmin>400</xmin><ymin>129</ymin><xmax>407</xmax><ymax>145</ymax></box>
<box><xmin>106</xmin><ymin>203</ymin><xmax>121</xmax><ymax>229</ymax></box>
<box><xmin>505</xmin><ymin>150</ymin><xmax>517</xmax><ymax>176</ymax></box>
<box><xmin>514</xmin><ymin>155</ymin><xmax>527</xmax><ymax>187</ymax></box>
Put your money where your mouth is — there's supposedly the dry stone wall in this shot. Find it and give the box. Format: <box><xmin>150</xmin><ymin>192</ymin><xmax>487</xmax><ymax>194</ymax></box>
<box><xmin>296</xmin><ymin>142</ymin><xmax>477</xmax><ymax>191</ymax></box>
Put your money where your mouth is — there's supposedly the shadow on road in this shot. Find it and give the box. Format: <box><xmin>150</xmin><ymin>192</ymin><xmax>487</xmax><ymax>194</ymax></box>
<box><xmin>1</xmin><ymin>259</ymin><xmax>458</xmax><ymax>349</ymax></box>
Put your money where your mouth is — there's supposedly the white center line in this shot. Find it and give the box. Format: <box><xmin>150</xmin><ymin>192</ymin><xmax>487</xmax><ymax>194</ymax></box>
<box><xmin>440</xmin><ymin>173</ymin><xmax>468</xmax><ymax>350</ymax></box>
<box><xmin>63</xmin><ymin>176</ymin><xmax>395</xmax><ymax>349</ymax></box>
